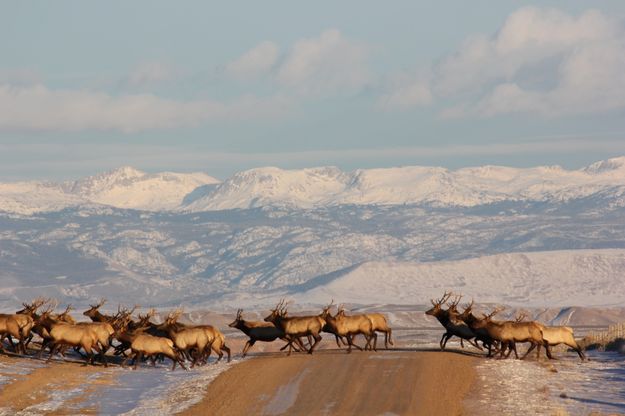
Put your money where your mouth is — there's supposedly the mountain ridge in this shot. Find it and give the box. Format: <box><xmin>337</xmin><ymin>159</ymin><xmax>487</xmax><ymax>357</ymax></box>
<box><xmin>1</xmin><ymin>157</ymin><xmax>625</xmax><ymax>215</ymax></box>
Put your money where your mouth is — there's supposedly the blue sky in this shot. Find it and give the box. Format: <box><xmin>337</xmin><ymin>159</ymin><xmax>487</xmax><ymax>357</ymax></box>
<box><xmin>1</xmin><ymin>1</ymin><xmax>625</xmax><ymax>180</ymax></box>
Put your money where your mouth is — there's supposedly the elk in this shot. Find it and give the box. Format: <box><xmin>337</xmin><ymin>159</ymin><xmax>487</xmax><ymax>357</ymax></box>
<box><xmin>458</xmin><ymin>301</ymin><xmax>498</xmax><ymax>357</ymax></box>
<box><xmin>540</xmin><ymin>326</ymin><xmax>586</xmax><ymax>361</ymax></box>
<box><xmin>229</xmin><ymin>309</ymin><xmax>297</xmax><ymax>357</ymax></box>
<box><xmin>114</xmin><ymin>309</ymin><xmax>156</xmax><ymax>357</ymax></box>
<box><xmin>365</xmin><ymin>312</ymin><xmax>393</xmax><ymax>349</ymax></box>
<box><xmin>264</xmin><ymin>300</ymin><xmax>325</xmax><ymax>355</ymax></box>
<box><xmin>157</xmin><ymin>310</ymin><xmax>215</xmax><ymax>367</ymax></box>
<box><xmin>468</xmin><ymin>307</ymin><xmax>545</xmax><ymax>360</ymax></box>
<box><xmin>425</xmin><ymin>292</ymin><xmax>481</xmax><ymax>350</ymax></box>
<box><xmin>122</xmin><ymin>333</ymin><xmax>187</xmax><ymax>371</ymax></box>
<box><xmin>514</xmin><ymin>312</ymin><xmax>585</xmax><ymax>361</ymax></box>
<box><xmin>196</xmin><ymin>324</ymin><xmax>231</xmax><ymax>363</ymax></box>
<box><xmin>29</xmin><ymin>303</ymin><xmax>76</xmax><ymax>349</ymax></box>
<box><xmin>323</xmin><ymin>306</ymin><xmax>377</xmax><ymax>353</ymax></box>
<box><xmin>46</xmin><ymin>321</ymin><xmax>107</xmax><ymax>366</ymax></box>
<box><xmin>83</xmin><ymin>299</ymin><xmax>112</xmax><ymax>323</ymax></box>
<box><xmin>1</xmin><ymin>297</ymin><xmax>47</xmax><ymax>354</ymax></box>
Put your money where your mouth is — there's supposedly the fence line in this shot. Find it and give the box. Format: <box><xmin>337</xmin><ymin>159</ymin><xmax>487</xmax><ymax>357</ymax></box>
<box><xmin>584</xmin><ymin>322</ymin><xmax>625</xmax><ymax>346</ymax></box>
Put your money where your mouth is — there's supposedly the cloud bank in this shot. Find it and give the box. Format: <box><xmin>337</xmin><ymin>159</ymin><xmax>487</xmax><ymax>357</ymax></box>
<box><xmin>0</xmin><ymin>84</ymin><xmax>290</xmax><ymax>132</ymax></box>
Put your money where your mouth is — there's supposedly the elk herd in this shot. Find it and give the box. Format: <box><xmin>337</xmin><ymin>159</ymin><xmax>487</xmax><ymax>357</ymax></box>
<box><xmin>425</xmin><ymin>292</ymin><xmax>586</xmax><ymax>361</ymax></box>
<box><xmin>0</xmin><ymin>293</ymin><xmax>585</xmax><ymax>372</ymax></box>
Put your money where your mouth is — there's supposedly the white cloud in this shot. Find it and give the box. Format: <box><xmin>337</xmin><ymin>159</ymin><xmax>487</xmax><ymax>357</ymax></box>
<box><xmin>0</xmin><ymin>68</ymin><xmax>42</xmax><ymax>85</ymax></box>
<box><xmin>277</xmin><ymin>29</ymin><xmax>373</xmax><ymax>96</ymax></box>
<box><xmin>433</xmin><ymin>7</ymin><xmax>625</xmax><ymax>117</ymax></box>
<box><xmin>0</xmin><ymin>84</ymin><xmax>291</xmax><ymax>133</ymax></box>
<box><xmin>127</xmin><ymin>62</ymin><xmax>177</xmax><ymax>86</ymax></box>
<box><xmin>377</xmin><ymin>71</ymin><xmax>432</xmax><ymax>110</ymax></box>
<box><xmin>225</xmin><ymin>41</ymin><xmax>279</xmax><ymax>80</ymax></box>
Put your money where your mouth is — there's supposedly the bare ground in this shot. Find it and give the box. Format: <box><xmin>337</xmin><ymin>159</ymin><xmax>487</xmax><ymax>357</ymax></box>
<box><xmin>180</xmin><ymin>349</ymin><xmax>479</xmax><ymax>416</ymax></box>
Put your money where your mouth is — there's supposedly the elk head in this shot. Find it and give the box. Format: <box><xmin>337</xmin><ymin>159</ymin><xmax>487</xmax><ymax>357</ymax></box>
<box><xmin>458</xmin><ymin>298</ymin><xmax>474</xmax><ymax>321</ymax></box>
<box><xmin>446</xmin><ymin>294</ymin><xmax>463</xmax><ymax>314</ymax></box>
<box><xmin>481</xmin><ymin>306</ymin><xmax>504</xmax><ymax>322</ymax></box>
<box><xmin>17</xmin><ymin>297</ymin><xmax>49</xmax><ymax>316</ymax></box>
<box><xmin>83</xmin><ymin>298</ymin><xmax>106</xmax><ymax>318</ymax></box>
<box><xmin>425</xmin><ymin>291</ymin><xmax>452</xmax><ymax>316</ymax></box>
<box><xmin>228</xmin><ymin>309</ymin><xmax>244</xmax><ymax>328</ymax></box>
<box><xmin>319</xmin><ymin>300</ymin><xmax>335</xmax><ymax>319</ymax></box>
<box><xmin>264</xmin><ymin>299</ymin><xmax>288</xmax><ymax>323</ymax></box>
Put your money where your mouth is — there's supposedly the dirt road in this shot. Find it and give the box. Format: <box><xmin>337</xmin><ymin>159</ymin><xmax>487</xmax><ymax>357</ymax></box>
<box><xmin>181</xmin><ymin>349</ymin><xmax>478</xmax><ymax>416</ymax></box>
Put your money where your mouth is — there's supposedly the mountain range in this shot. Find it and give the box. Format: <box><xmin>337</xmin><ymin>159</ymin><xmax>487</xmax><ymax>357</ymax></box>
<box><xmin>2</xmin><ymin>157</ymin><xmax>625</xmax><ymax>215</ymax></box>
<box><xmin>0</xmin><ymin>157</ymin><xmax>624</xmax><ymax>312</ymax></box>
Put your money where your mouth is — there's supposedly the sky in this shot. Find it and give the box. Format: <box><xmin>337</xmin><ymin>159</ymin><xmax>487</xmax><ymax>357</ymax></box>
<box><xmin>1</xmin><ymin>1</ymin><xmax>625</xmax><ymax>180</ymax></box>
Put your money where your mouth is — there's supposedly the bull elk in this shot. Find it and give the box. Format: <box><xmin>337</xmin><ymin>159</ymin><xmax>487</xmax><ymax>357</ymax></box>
<box><xmin>83</xmin><ymin>299</ymin><xmax>111</xmax><ymax>322</ymax></box>
<box><xmin>264</xmin><ymin>300</ymin><xmax>324</xmax><ymax>355</ymax></box>
<box><xmin>0</xmin><ymin>297</ymin><xmax>47</xmax><ymax>354</ymax></box>
<box><xmin>229</xmin><ymin>309</ymin><xmax>297</xmax><ymax>357</ymax></box>
<box><xmin>468</xmin><ymin>307</ymin><xmax>545</xmax><ymax>360</ymax></box>
<box><xmin>425</xmin><ymin>292</ymin><xmax>481</xmax><ymax>350</ymax></box>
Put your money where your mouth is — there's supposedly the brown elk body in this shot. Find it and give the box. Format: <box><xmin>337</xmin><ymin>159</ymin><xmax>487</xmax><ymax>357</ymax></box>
<box><xmin>324</xmin><ymin>308</ymin><xmax>376</xmax><ymax>353</ymax></box>
<box><xmin>366</xmin><ymin>313</ymin><xmax>393</xmax><ymax>349</ymax></box>
<box><xmin>122</xmin><ymin>333</ymin><xmax>187</xmax><ymax>371</ymax></box>
<box><xmin>196</xmin><ymin>324</ymin><xmax>231</xmax><ymax>363</ymax></box>
<box><xmin>1</xmin><ymin>298</ymin><xmax>47</xmax><ymax>354</ymax></box>
<box><xmin>539</xmin><ymin>325</ymin><xmax>585</xmax><ymax>361</ymax></box>
<box><xmin>264</xmin><ymin>301</ymin><xmax>324</xmax><ymax>355</ymax></box>
<box><xmin>470</xmin><ymin>315</ymin><xmax>545</xmax><ymax>360</ymax></box>
<box><xmin>46</xmin><ymin>322</ymin><xmax>106</xmax><ymax>366</ymax></box>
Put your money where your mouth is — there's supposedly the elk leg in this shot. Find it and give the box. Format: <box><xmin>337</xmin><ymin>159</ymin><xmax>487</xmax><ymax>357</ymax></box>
<box><xmin>334</xmin><ymin>334</ymin><xmax>343</xmax><ymax>349</ymax></box>
<box><xmin>536</xmin><ymin>343</ymin><xmax>542</xmax><ymax>361</ymax></box>
<box><xmin>308</xmin><ymin>333</ymin><xmax>322</xmax><ymax>354</ymax></box>
<box><xmin>497</xmin><ymin>342</ymin><xmax>507</xmax><ymax>359</ymax></box>
<box><xmin>294</xmin><ymin>336</ymin><xmax>307</xmax><ymax>352</ymax></box>
<box><xmin>371</xmin><ymin>333</ymin><xmax>378</xmax><ymax>352</ymax></box>
<box><xmin>349</xmin><ymin>334</ymin><xmax>364</xmax><ymax>351</ymax></box>
<box><xmin>134</xmin><ymin>352</ymin><xmax>143</xmax><ymax>370</ymax></box>
<box><xmin>509</xmin><ymin>342</ymin><xmax>519</xmax><ymax>359</ymax></box>
<box><xmin>520</xmin><ymin>343</ymin><xmax>535</xmax><ymax>360</ymax></box>
<box><xmin>439</xmin><ymin>332</ymin><xmax>447</xmax><ymax>349</ymax></box>
<box><xmin>242</xmin><ymin>339</ymin><xmax>255</xmax><ymax>357</ymax></box>
<box><xmin>460</xmin><ymin>339</ymin><xmax>465</xmax><ymax>348</ymax></box>
<box><xmin>222</xmin><ymin>344</ymin><xmax>231</xmax><ymax>363</ymax></box>
<box><xmin>46</xmin><ymin>343</ymin><xmax>58</xmax><ymax>362</ymax></box>
<box><xmin>467</xmin><ymin>338</ymin><xmax>483</xmax><ymax>350</ymax></box>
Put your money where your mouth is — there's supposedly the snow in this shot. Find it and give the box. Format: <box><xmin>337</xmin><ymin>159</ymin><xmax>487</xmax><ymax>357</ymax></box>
<box><xmin>183</xmin><ymin>157</ymin><xmax>625</xmax><ymax>212</ymax></box>
<box><xmin>466</xmin><ymin>351</ymin><xmax>625</xmax><ymax>415</ymax></box>
<box><xmin>294</xmin><ymin>249</ymin><xmax>625</xmax><ymax>307</ymax></box>
<box><xmin>0</xmin><ymin>167</ymin><xmax>219</xmax><ymax>214</ymax></box>
<box><xmin>1</xmin><ymin>156</ymin><xmax>625</xmax><ymax>215</ymax></box>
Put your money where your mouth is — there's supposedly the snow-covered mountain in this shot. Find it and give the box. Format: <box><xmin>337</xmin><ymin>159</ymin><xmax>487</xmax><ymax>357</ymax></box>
<box><xmin>63</xmin><ymin>166</ymin><xmax>219</xmax><ymax>211</ymax></box>
<box><xmin>183</xmin><ymin>157</ymin><xmax>625</xmax><ymax>211</ymax></box>
<box><xmin>0</xmin><ymin>157</ymin><xmax>624</xmax><ymax>311</ymax></box>
<box><xmin>1</xmin><ymin>157</ymin><xmax>625</xmax><ymax>214</ymax></box>
<box><xmin>0</xmin><ymin>167</ymin><xmax>219</xmax><ymax>214</ymax></box>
